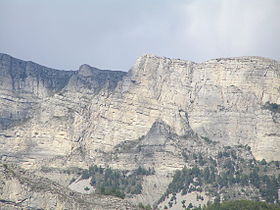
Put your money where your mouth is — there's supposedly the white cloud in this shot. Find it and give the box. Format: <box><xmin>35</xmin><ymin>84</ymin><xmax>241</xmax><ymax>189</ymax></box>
<box><xmin>0</xmin><ymin>0</ymin><xmax>279</xmax><ymax>70</ymax></box>
<box><xmin>179</xmin><ymin>0</ymin><xmax>280</xmax><ymax>61</ymax></box>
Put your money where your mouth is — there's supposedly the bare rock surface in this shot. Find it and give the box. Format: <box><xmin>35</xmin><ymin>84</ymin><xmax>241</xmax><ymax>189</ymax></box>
<box><xmin>0</xmin><ymin>53</ymin><xmax>279</xmax><ymax>208</ymax></box>
<box><xmin>0</xmin><ymin>162</ymin><xmax>136</xmax><ymax>209</ymax></box>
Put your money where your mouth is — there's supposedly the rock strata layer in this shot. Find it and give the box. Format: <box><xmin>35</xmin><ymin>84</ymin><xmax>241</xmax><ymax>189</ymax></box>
<box><xmin>0</xmin><ymin>53</ymin><xmax>279</xmax><ymax>165</ymax></box>
<box><xmin>0</xmin><ymin>53</ymin><xmax>279</xmax><ymax>207</ymax></box>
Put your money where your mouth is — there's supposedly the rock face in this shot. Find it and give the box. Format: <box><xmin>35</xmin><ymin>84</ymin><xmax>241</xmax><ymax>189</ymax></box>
<box><xmin>0</xmin><ymin>53</ymin><xmax>279</xmax><ymax>163</ymax></box>
<box><xmin>0</xmin><ymin>53</ymin><xmax>279</xmax><ymax>207</ymax></box>
<box><xmin>189</xmin><ymin>57</ymin><xmax>280</xmax><ymax>161</ymax></box>
<box><xmin>0</xmin><ymin>53</ymin><xmax>74</xmax><ymax>130</ymax></box>
<box><xmin>0</xmin><ymin>53</ymin><xmax>126</xmax><ymax>167</ymax></box>
<box><xmin>83</xmin><ymin>54</ymin><xmax>279</xmax><ymax>161</ymax></box>
<box><xmin>0</xmin><ymin>162</ymin><xmax>135</xmax><ymax>210</ymax></box>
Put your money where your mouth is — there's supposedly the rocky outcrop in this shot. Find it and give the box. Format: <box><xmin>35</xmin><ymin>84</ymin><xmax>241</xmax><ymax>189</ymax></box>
<box><xmin>0</xmin><ymin>53</ymin><xmax>279</xmax><ymax>164</ymax></box>
<box><xmin>81</xmin><ymin>54</ymin><xmax>280</xmax><ymax>161</ymax></box>
<box><xmin>65</xmin><ymin>64</ymin><xmax>126</xmax><ymax>94</ymax></box>
<box><xmin>0</xmin><ymin>162</ymin><xmax>136</xmax><ymax>209</ymax></box>
<box><xmin>189</xmin><ymin>56</ymin><xmax>280</xmax><ymax>161</ymax></box>
<box><xmin>0</xmin><ymin>53</ymin><xmax>74</xmax><ymax>96</ymax></box>
<box><xmin>0</xmin><ymin>53</ymin><xmax>126</xmax><ymax>168</ymax></box>
<box><xmin>0</xmin><ymin>53</ymin><xmax>74</xmax><ymax>130</ymax></box>
<box><xmin>0</xmin><ymin>53</ymin><xmax>279</xmax><ymax>208</ymax></box>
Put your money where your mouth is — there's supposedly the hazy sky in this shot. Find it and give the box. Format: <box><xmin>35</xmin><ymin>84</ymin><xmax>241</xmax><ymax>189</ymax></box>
<box><xmin>0</xmin><ymin>0</ymin><xmax>279</xmax><ymax>71</ymax></box>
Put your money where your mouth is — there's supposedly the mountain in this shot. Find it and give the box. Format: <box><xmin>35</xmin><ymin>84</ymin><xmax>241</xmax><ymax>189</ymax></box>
<box><xmin>0</xmin><ymin>53</ymin><xmax>279</xmax><ymax>209</ymax></box>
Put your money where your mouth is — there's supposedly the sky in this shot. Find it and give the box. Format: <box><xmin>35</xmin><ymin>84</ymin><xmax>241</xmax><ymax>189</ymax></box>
<box><xmin>0</xmin><ymin>0</ymin><xmax>279</xmax><ymax>71</ymax></box>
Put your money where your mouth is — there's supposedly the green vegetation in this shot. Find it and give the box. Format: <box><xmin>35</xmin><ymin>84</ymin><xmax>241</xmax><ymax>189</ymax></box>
<box><xmin>260</xmin><ymin>159</ymin><xmax>267</xmax><ymax>165</ymax></box>
<box><xmin>263</xmin><ymin>102</ymin><xmax>280</xmax><ymax>113</ymax></box>
<box><xmin>192</xmin><ymin>200</ymin><xmax>280</xmax><ymax>210</ymax></box>
<box><xmin>80</xmin><ymin>165</ymin><xmax>154</xmax><ymax>198</ymax></box>
<box><xmin>158</xmin><ymin>166</ymin><xmax>203</xmax><ymax>203</ymax></box>
<box><xmin>201</xmin><ymin>136</ymin><xmax>218</xmax><ymax>145</ymax></box>
<box><xmin>159</xmin><ymin>146</ymin><xmax>280</xmax><ymax>206</ymax></box>
<box><xmin>137</xmin><ymin>203</ymin><xmax>152</xmax><ymax>210</ymax></box>
<box><xmin>182</xmin><ymin>151</ymin><xmax>189</xmax><ymax>161</ymax></box>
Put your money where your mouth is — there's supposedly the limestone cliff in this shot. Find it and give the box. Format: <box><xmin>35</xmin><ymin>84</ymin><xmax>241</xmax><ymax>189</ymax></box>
<box><xmin>0</xmin><ymin>53</ymin><xmax>279</xmax><ymax>208</ymax></box>
<box><xmin>1</xmin><ymin>53</ymin><xmax>279</xmax><ymax>163</ymax></box>
<box><xmin>82</xmin><ymin>54</ymin><xmax>280</xmax><ymax>161</ymax></box>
